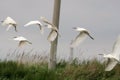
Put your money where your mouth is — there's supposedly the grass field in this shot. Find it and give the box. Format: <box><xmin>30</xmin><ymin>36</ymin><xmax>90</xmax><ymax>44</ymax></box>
<box><xmin>0</xmin><ymin>59</ymin><xmax>120</xmax><ymax>80</ymax></box>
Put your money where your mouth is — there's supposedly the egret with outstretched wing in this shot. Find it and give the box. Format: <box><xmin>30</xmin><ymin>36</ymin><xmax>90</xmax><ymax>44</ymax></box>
<box><xmin>99</xmin><ymin>36</ymin><xmax>120</xmax><ymax>71</ymax></box>
<box><xmin>1</xmin><ymin>16</ymin><xmax>17</xmax><ymax>32</ymax></box>
<box><xmin>24</xmin><ymin>20</ymin><xmax>44</xmax><ymax>34</ymax></box>
<box><xmin>13</xmin><ymin>36</ymin><xmax>32</xmax><ymax>47</ymax></box>
<box><xmin>70</xmin><ymin>27</ymin><xmax>94</xmax><ymax>48</ymax></box>
<box><xmin>40</xmin><ymin>16</ymin><xmax>60</xmax><ymax>42</ymax></box>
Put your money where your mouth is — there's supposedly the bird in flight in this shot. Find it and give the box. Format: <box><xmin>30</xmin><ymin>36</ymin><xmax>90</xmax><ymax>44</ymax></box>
<box><xmin>13</xmin><ymin>36</ymin><xmax>32</xmax><ymax>47</ymax></box>
<box><xmin>40</xmin><ymin>16</ymin><xmax>60</xmax><ymax>42</ymax></box>
<box><xmin>70</xmin><ymin>27</ymin><xmax>94</xmax><ymax>48</ymax></box>
<box><xmin>1</xmin><ymin>16</ymin><xmax>17</xmax><ymax>32</ymax></box>
<box><xmin>99</xmin><ymin>36</ymin><xmax>120</xmax><ymax>71</ymax></box>
<box><xmin>24</xmin><ymin>20</ymin><xmax>44</xmax><ymax>34</ymax></box>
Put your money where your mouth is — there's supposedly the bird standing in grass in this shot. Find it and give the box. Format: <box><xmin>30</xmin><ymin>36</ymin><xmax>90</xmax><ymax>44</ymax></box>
<box><xmin>99</xmin><ymin>36</ymin><xmax>120</xmax><ymax>71</ymax></box>
<box><xmin>24</xmin><ymin>20</ymin><xmax>44</xmax><ymax>34</ymax></box>
<box><xmin>70</xmin><ymin>27</ymin><xmax>94</xmax><ymax>48</ymax></box>
<box><xmin>1</xmin><ymin>16</ymin><xmax>17</xmax><ymax>32</ymax></box>
<box><xmin>40</xmin><ymin>16</ymin><xmax>60</xmax><ymax>42</ymax></box>
<box><xmin>13</xmin><ymin>36</ymin><xmax>32</xmax><ymax>47</ymax></box>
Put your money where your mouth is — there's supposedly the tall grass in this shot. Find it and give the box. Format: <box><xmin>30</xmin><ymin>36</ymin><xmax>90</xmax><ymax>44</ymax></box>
<box><xmin>0</xmin><ymin>49</ymin><xmax>119</xmax><ymax>80</ymax></box>
<box><xmin>0</xmin><ymin>59</ymin><xmax>120</xmax><ymax>80</ymax></box>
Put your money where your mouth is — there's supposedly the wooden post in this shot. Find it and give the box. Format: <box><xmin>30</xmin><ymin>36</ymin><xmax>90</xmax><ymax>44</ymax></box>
<box><xmin>48</xmin><ymin>0</ymin><xmax>61</xmax><ymax>70</ymax></box>
<box><xmin>69</xmin><ymin>47</ymin><xmax>74</xmax><ymax>64</ymax></box>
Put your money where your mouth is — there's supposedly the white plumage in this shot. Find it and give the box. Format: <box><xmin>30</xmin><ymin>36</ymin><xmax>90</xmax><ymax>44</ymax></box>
<box><xmin>24</xmin><ymin>20</ymin><xmax>44</xmax><ymax>34</ymax></box>
<box><xmin>70</xmin><ymin>27</ymin><xmax>94</xmax><ymax>48</ymax></box>
<box><xmin>99</xmin><ymin>36</ymin><xmax>120</xmax><ymax>71</ymax></box>
<box><xmin>13</xmin><ymin>36</ymin><xmax>32</xmax><ymax>47</ymax></box>
<box><xmin>13</xmin><ymin>36</ymin><xmax>27</xmax><ymax>41</ymax></box>
<box><xmin>40</xmin><ymin>16</ymin><xmax>60</xmax><ymax>42</ymax></box>
<box><xmin>105</xmin><ymin>58</ymin><xmax>118</xmax><ymax>71</ymax></box>
<box><xmin>47</xmin><ymin>31</ymin><xmax>57</xmax><ymax>42</ymax></box>
<box><xmin>1</xmin><ymin>16</ymin><xmax>17</xmax><ymax>32</ymax></box>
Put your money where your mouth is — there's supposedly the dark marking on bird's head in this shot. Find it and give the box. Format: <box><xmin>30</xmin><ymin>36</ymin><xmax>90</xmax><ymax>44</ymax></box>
<box><xmin>1</xmin><ymin>21</ymin><xmax>4</xmax><ymax>23</ymax></box>
<box><xmin>13</xmin><ymin>36</ymin><xmax>17</xmax><ymax>38</ymax></box>
<box><xmin>72</xmin><ymin>27</ymin><xmax>77</xmax><ymax>29</ymax></box>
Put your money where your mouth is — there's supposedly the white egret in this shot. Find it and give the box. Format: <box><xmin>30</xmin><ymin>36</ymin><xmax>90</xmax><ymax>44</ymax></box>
<box><xmin>1</xmin><ymin>16</ymin><xmax>17</xmax><ymax>32</ymax></box>
<box><xmin>24</xmin><ymin>20</ymin><xmax>44</xmax><ymax>34</ymax></box>
<box><xmin>40</xmin><ymin>16</ymin><xmax>60</xmax><ymax>42</ymax></box>
<box><xmin>70</xmin><ymin>27</ymin><xmax>94</xmax><ymax>48</ymax></box>
<box><xmin>13</xmin><ymin>36</ymin><xmax>32</xmax><ymax>47</ymax></box>
<box><xmin>99</xmin><ymin>36</ymin><xmax>120</xmax><ymax>71</ymax></box>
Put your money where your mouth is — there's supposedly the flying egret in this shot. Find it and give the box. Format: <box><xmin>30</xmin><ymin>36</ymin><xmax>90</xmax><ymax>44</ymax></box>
<box><xmin>1</xmin><ymin>16</ymin><xmax>17</xmax><ymax>32</ymax></box>
<box><xmin>24</xmin><ymin>20</ymin><xmax>44</xmax><ymax>34</ymax></box>
<box><xmin>13</xmin><ymin>36</ymin><xmax>32</xmax><ymax>47</ymax></box>
<box><xmin>70</xmin><ymin>27</ymin><xmax>94</xmax><ymax>48</ymax></box>
<box><xmin>99</xmin><ymin>36</ymin><xmax>120</xmax><ymax>71</ymax></box>
<box><xmin>40</xmin><ymin>16</ymin><xmax>60</xmax><ymax>42</ymax></box>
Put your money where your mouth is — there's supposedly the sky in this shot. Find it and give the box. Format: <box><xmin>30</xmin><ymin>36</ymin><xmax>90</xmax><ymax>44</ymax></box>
<box><xmin>0</xmin><ymin>0</ymin><xmax>120</xmax><ymax>61</ymax></box>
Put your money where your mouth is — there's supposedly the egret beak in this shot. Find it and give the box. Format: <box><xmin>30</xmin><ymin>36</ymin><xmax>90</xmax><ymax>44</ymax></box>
<box><xmin>13</xmin><ymin>36</ymin><xmax>17</xmax><ymax>38</ymax></box>
<box><xmin>72</xmin><ymin>27</ymin><xmax>77</xmax><ymax>29</ymax></box>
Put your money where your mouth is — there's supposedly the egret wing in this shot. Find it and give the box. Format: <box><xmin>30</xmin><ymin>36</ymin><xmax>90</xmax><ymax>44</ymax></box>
<box><xmin>47</xmin><ymin>30</ymin><xmax>57</xmax><ymax>42</ymax></box>
<box><xmin>105</xmin><ymin>58</ymin><xmax>118</xmax><ymax>71</ymax></box>
<box><xmin>70</xmin><ymin>32</ymin><xmax>87</xmax><ymax>48</ymax></box>
<box><xmin>14</xmin><ymin>36</ymin><xmax>27</xmax><ymax>41</ymax></box>
<box><xmin>19</xmin><ymin>40</ymin><xmax>32</xmax><ymax>47</ymax></box>
<box><xmin>41</xmin><ymin>17</ymin><xmax>53</xmax><ymax>26</ymax></box>
<box><xmin>86</xmin><ymin>33</ymin><xmax>94</xmax><ymax>40</ymax></box>
<box><xmin>6</xmin><ymin>25</ymin><xmax>12</xmax><ymax>31</ymax></box>
<box><xmin>24</xmin><ymin>21</ymin><xmax>44</xmax><ymax>34</ymax></box>
<box><xmin>12</xmin><ymin>24</ymin><xmax>17</xmax><ymax>32</ymax></box>
<box><xmin>112</xmin><ymin>36</ymin><xmax>120</xmax><ymax>60</ymax></box>
<box><xmin>6</xmin><ymin>17</ymin><xmax>16</xmax><ymax>24</ymax></box>
<box><xmin>19</xmin><ymin>41</ymin><xmax>26</xmax><ymax>47</ymax></box>
<box><xmin>26</xmin><ymin>41</ymin><xmax>32</xmax><ymax>44</ymax></box>
<box><xmin>41</xmin><ymin>17</ymin><xmax>58</xmax><ymax>30</ymax></box>
<box><xmin>41</xmin><ymin>17</ymin><xmax>59</xmax><ymax>35</ymax></box>
<box><xmin>24</xmin><ymin>21</ymin><xmax>41</xmax><ymax>27</ymax></box>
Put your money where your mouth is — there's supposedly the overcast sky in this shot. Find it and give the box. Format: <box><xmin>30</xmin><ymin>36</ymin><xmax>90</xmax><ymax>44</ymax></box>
<box><xmin>0</xmin><ymin>0</ymin><xmax>120</xmax><ymax>60</ymax></box>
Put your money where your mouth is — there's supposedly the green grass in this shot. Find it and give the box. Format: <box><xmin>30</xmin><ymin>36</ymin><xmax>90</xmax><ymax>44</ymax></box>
<box><xmin>0</xmin><ymin>59</ymin><xmax>120</xmax><ymax>80</ymax></box>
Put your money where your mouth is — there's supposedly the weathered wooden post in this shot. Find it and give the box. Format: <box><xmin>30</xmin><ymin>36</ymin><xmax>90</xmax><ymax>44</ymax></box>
<box><xmin>69</xmin><ymin>47</ymin><xmax>74</xmax><ymax>64</ymax></box>
<box><xmin>48</xmin><ymin>0</ymin><xmax>61</xmax><ymax>70</ymax></box>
